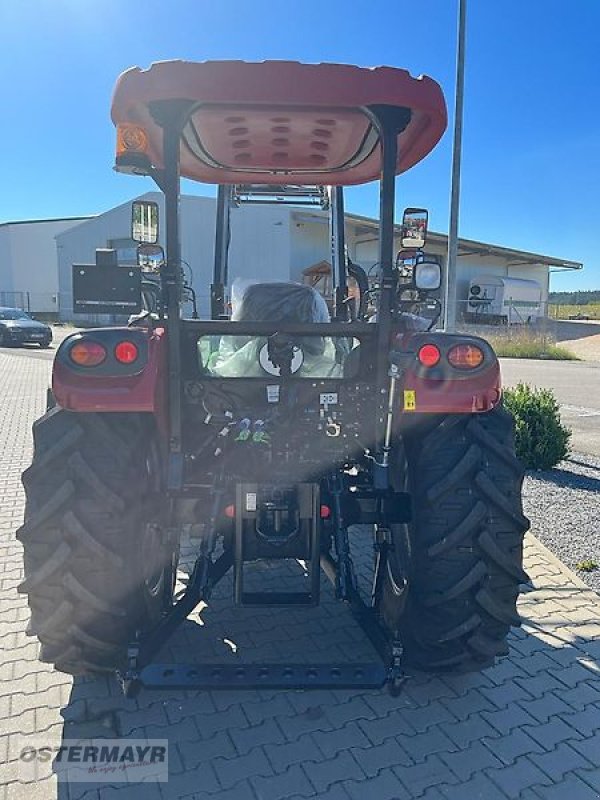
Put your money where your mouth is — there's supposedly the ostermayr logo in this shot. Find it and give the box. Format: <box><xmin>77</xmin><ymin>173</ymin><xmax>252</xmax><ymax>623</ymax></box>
<box><xmin>18</xmin><ymin>738</ymin><xmax>169</xmax><ymax>782</ymax></box>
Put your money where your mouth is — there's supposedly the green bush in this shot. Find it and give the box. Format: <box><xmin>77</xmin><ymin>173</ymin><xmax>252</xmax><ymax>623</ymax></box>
<box><xmin>503</xmin><ymin>383</ymin><xmax>571</xmax><ymax>470</ymax></box>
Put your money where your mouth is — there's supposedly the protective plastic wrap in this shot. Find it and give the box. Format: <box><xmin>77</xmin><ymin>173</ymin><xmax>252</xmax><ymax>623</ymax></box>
<box><xmin>204</xmin><ymin>282</ymin><xmax>345</xmax><ymax>378</ymax></box>
<box><xmin>231</xmin><ymin>281</ymin><xmax>330</xmax><ymax>324</ymax></box>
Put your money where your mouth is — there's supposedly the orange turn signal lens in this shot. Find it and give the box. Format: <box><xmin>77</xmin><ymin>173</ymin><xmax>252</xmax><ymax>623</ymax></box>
<box><xmin>417</xmin><ymin>343</ymin><xmax>441</xmax><ymax>367</ymax></box>
<box><xmin>447</xmin><ymin>344</ymin><xmax>484</xmax><ymax>369</ymax></box>
<box><xmin>116</xmin><ymin>124</ymin><xmax>149</xmax><ymax>156</ymax></box>
<box><xmin>114</xmin><ymin>341</ymin><xmax>139</xmax><ymax>364</ymax></box>
<box><xmin>69</xmin><ymin>341</ymin><xmax>107</xmax><ymax>367</ymax></box>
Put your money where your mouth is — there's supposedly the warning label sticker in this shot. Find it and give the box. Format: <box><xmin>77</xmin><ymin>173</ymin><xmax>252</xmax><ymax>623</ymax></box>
<box><xmin>403</xmin><ymin>390</ymin><xmax>417</xmax><ymax>411</ymax></box>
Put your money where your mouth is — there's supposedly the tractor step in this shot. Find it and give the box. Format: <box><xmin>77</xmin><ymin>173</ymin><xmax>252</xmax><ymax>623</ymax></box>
<box><xmin>136</xmin><ymin>662</ymin><xmax>387</xmax><ymax>691</ymax></box>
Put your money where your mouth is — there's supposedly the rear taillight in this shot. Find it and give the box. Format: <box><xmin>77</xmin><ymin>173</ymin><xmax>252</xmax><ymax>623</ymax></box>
<box><xmin>114</xmin><ymin>341</ymin><xmax>139</xmax><ymax>364</ymax></box>
<box><xmin>447</xmin><ymin>344</ymin><xmax>484</xmax><ymax>369</ymax></box>
<box><xmin>417</xmin><ymin>343</ymin><xmax>441</xmax><ymax>367</ymax></box>
<box><xmin>69</xmin><ymin>341</ymin><xmax>107</xmax><ymax>367</ymax></box>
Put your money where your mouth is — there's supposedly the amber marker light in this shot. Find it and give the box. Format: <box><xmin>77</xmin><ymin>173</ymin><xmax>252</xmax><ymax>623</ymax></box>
<box><xmin>447</xmin><ymin>344</ymin><xmax>484</xmax><ymax>369</ymax></box>
<box><xmin>116</xmin><ymin>124</ymin><xmax>149</xmax><ymax>157</ymax></box>
<box><xmin>114</xmin><ymin>341</ymin><xmax>139</xmax><ymax>364</ymax></box>
<box><xmin>69</xmin><ymin>341</ymin><xmax>107</xmax><ymax>367</ymax></box>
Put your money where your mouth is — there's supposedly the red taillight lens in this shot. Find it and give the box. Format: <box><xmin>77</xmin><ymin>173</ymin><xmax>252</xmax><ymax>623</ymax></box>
<box><xmin>114</xmin><ymin>341</ymin><xmax>139</xmax><ymax>364</ymax></box>
<box><xmin>447</xmin><ymin>344</ymin><xmax>485</xmax><ymax>369</ymax></box>
<box><xmin>69</xmin><ymin>341</ymin><xmax>107</xmax><ymax>367</ymax></box>
<box><xmin>417</xmin><ymin>344</ymin><xmax>441</xmax><ymax>367</ymax></box>
<box><xmin>320</xmin><ymin>505</ymin><xmax>331</xmax><ymax>519</ymax></box>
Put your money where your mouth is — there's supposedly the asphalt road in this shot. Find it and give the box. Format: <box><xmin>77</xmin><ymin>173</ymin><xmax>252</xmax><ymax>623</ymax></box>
<box><xmin>500</xmin><ymin>358</ymin><xmax>600</xmax><ymax>457</ymax></box>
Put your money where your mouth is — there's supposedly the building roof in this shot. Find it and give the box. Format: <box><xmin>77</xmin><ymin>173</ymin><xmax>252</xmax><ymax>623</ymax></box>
<box><xmin>344</xmin><ymin>211</ymin><xmax>583</xmax><ymax>271</ymax></box>
<box><xmin>0</xmin><ymin>215</ymin><xmax>95</xmax><ymax>229</ymax></box>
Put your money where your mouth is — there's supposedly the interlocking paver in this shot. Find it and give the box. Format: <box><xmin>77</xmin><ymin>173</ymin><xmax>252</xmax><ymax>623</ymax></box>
<box><xmin>2</xmin><ymin>348</ymin><xmax>600</xmax><ymax>800</ymax></box>
<box><xmin>344</xmin><ymin>767</ymin><xmax>412</xmax><ymax>800</ymax></box>
<box><xmin>213</xmin><ymin>745</ymin><xmax>272</xmax><ymax>789</ymax></box>
<box><xmin>481</xmin><ymin>702</ymin><xmax>538</xmax><ymax>735</ymax></box>
<box><xmin>250</xmin><ymin>763</ymin><xmax>314</xmax><ymax>800</ymax></box>
<box><xmin>439</xmin><ymin>739</ymin><xmax>503</xmax><ymax>781</ymax></box>
<box><xmin>560</xmin><ymin>704</ymin><xmax>600</xmax><ymax>737</ymax></box>
<box><xmin>486</xmin><ymin>755</ymin><xmax>553</xmax><ymax>798</ymax></box>
<box><xmin>178</xmin><ymin>729</ymin><xmax>236</xmax><ymax>770</ymax></box>
<box><xmin>481</xmin><ymin>678</ymin><xmax>536</xmax><ymax>707</ymax></box>
<box><xmin>532</xmin><ymin>773</ymin><xmax>600</xmax><ymax>800</ymax></box>
<box><xmin>306</xmin><ymin>751</ymin><xmax>366</xmax><ymax>794</ymax></box>
<box><xmin>287</xmin><ymin>783</ymin><xmax>352</xmax><ymax>800</ymax></box>
<box><xmin>481</xmin><ymin>727</ymin><xmax>544</xmax><ymax>765</ymax></box>
<box><xmin>571</xmin><ymin>738</ymin><xmax>600</xmax><ymax>768</ymax></box>
<box><xmin>438</xmin><ymin>713</ymin><xmax>499</xmax><ymax>748</ymax></box>
<box><xmin>524</xmin><ymin>717</ymin><xmax>583</xmax><ymax>750</ymax></box>
<box><xmin>529</xmin><ymin>742</ymin><xmax>596</xmax><ymax>782</ymax></box>
<box><xmin>397</xmin><ymin>727</ymin><xmax>457</xmax><ymax>764</ymax></box>
<box><xmin>311</xmin><ymin>720</ymin><xmax>371</xmax><ymax>758</ymax></box>
<box><xmin>351</xmin><ymin>738</ymin><xmax>412</xmax><ymax>776</ymax></box>
<box><xmin>264</xmin><ymin>732</ymin><xmax>323</xmax><ymax>773</ymax></box>
<box><xmin>440</xmin><ymin>771</ymin><xmax>510</xmax><ymax>800</ymax></box>
<box><xmin>394</xmin><ymin>754</ymin><xmax>460</xmax><ymax>797</ymax></box>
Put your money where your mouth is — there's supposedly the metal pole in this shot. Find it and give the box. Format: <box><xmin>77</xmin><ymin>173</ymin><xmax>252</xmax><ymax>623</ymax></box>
<box><xmin>443</xmin><ymin>0</ymin><xmax>467</xmax><ymax>332</ymax></box>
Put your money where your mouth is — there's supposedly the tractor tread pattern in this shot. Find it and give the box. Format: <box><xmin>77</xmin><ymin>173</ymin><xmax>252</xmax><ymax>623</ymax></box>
<box><xmin>17</xmin><ymin>542</ymin><xmax>72</xmax><ymax>593</ymax></box>
<box><xmin>397</xmin><ymin>404</ymin><xmax>529</xmax><ymax>673</ymax></box>
<box><xmin>478</xmin><ymin>529</ymin><xmax>530</xmax><ymax>583</ymax></box>
<box><xmin>427</xmin><ymin>501</ymin><xmax>487</xmax><ymax>557</ymax></box>
<box><xmin>68</xmin><ymin>452</ymin><xmax>126</xmax><ymax>512</ymax></box>
<box><xmin>62</xmin><ymin>511</ymin><xmax>125</xmax><ymax>570</ymax></box>
<box><xmin>17</xmin><ymin>481</ymin><xmax>75</xmax><ymax>540</ymax></box>
<box><xmin>18</xmin><ymin>409</ymin><xmax>163</xmax><ymax>675</ymax></box>
<box><xmin>425</xmin><ymin>444</ymin><xmax>481</xmax><ymax>502</ymax></box>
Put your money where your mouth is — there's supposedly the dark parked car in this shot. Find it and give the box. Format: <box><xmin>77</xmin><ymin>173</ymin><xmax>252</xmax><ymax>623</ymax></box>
<box><xmin>0</xmin><ymin>307</ymin><xmax>52</xmax><ymax>348</ymax></box>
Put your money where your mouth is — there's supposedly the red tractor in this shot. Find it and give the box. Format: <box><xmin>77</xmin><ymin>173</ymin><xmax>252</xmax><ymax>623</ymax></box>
<box><xmin>18</xmin><ymin>61</ymin><xmax>529</xmax><ymax>696</ymax></box>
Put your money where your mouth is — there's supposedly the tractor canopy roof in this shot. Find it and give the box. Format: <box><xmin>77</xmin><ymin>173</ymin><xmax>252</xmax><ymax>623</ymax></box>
<box><xmin>111</xmin><ymin>60</ymin><xmax>447</xmax><ymax>186</ymax></box>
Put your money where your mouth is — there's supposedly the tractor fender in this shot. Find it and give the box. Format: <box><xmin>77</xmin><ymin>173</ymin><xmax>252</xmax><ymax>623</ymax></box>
<box><xmin>52</xmin><ymin>326</ymin><xmax>168</xmax><ymax>428</ymax></box>
<box><xmin>393</xmin><ymin>332</ymin><xmax>502</xmax><ymax>414</ymax></box>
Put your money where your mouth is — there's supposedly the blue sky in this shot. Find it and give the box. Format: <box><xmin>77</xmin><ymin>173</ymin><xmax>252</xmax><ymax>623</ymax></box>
<box><xmin>2</xmin><ymin>0</ymin><xmax>598</xmax><ymax>290</ymax></box>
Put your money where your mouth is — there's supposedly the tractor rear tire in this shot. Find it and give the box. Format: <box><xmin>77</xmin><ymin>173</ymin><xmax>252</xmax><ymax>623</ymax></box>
<box><xmin>392</xmin><ymin>404</ymin><xmax>529</xmax><ymax>672</ymax></box>
<box><xmin>17</xmin><ymin>408</ymin><xmax>174</xmax><ymax>675</ymax></box>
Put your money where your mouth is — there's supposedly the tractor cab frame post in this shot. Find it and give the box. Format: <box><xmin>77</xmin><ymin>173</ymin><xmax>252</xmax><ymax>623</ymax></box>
<box><xmin>150</xmin><ymin>100</ymin><xmax>188</xmax><ymax>489</ymax></box>
<box><xmin>369</xmin><ymin>105</ymin><xmax>412</xmax><ymax>485</ymax></box>
<box><xmin>330</xmin><ymin>186</ymin><xmax>348</xmax><ymax>321</ymax></box>
<box><xmin>211</xmin><ymin>184</ymin><xmax>233</xmax><ymax>320</ymax></box>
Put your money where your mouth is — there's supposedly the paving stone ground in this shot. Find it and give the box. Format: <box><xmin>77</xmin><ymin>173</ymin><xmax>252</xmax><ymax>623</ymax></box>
<box><xmin>1</xmin><ymin>348</ymin><xmax>599</xmax><ymax>800</ymax></box>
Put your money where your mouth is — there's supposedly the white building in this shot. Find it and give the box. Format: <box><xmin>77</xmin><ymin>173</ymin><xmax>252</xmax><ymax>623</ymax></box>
<box><xmin>1</xmin><ymin>193</ymin><xmax>583</xmax><ymax>321</ymax></box>
<box><xmin>0</xmin><ymin>216</ymin><xmax>91</xmax><ymax>313</ymax></box>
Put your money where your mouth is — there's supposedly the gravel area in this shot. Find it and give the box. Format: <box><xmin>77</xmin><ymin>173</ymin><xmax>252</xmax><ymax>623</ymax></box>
<box><xmin>523</xmin><ymin>451</ymin><xmax>600</xmax><ymax>592</ymax></box>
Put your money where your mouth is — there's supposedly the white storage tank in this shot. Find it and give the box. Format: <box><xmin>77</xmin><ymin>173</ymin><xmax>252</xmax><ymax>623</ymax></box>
<box><xmin>466</xmin><ymin>275</ymin><xmax>542</xmax><ymax>324</ymax></box>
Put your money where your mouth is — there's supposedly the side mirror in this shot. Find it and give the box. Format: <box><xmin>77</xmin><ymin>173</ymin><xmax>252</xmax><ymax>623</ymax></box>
<box><xmin>401</xmin><ymin>208</ymin><xmax>428</xmax><ymax>249</ymax></box>
<box><xmin>132</xmin><ymin>200</ymin><xmax>159</xmax><ymax>244</ymax></box>
<box><xmin>137</xmin><ymin>243</ymin><xmax>165</xmax><ymax>272</ymax></box>
<box><xmin>414</xmin><ymin>259</ymin><xmax>441</xmax><ymax>291</ymax></box>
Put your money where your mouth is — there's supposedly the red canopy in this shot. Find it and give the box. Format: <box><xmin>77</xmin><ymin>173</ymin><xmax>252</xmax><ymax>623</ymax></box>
<box><xmin>111</xmin><ymin>60</ymin><xmax>447</xmax><ymax>186</ymax></box>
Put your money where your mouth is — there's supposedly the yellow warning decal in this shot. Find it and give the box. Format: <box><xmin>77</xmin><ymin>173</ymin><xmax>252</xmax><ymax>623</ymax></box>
<box><xmin>403</xmin><ymin>389</ymin><xmax>417</xmax><ymax>411</ymax></box>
